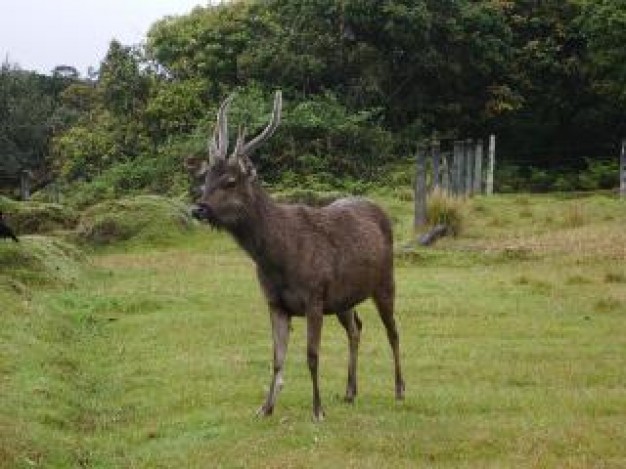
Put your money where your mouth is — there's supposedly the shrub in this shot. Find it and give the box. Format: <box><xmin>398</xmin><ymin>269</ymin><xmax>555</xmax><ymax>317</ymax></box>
<box><xmin>495</xmin><ymin>159</ymin><xmax>618</xmax><ymax>193</ymax></box>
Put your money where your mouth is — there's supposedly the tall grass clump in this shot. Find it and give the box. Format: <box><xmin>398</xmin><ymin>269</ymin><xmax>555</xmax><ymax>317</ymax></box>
<box><xmin>562</xmin><ymin>202</ymin><xmax>586</xmax><ymax>228</ymax></box>
<box><xmin>426</xmin><ymin>188</ymin><xmax>464</xmax><ymax>235</ymax></box>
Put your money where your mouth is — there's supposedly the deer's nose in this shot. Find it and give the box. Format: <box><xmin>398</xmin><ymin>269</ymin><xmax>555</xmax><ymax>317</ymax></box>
<box><xmin>191</xmin><ymin>203</ymin><xmax>210</xmax><ymax>221</ymax></box>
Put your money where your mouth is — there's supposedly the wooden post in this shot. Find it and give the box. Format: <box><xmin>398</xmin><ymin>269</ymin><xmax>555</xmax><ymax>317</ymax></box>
<box><xmin>441</xmin><ymin>151</ymin><xmax>450</xmax><ymax>194</ymax></box>
<box><xmin>452</xmin><ymin>140</ymin><xmax>463</xmax><ymax>197</ymax></box>
<box><xmin>20</xmin><ymin>170</ymin><xmax>31</xmax><ymax>201</ymax></box>
<box><xmin>619</xmin><ymin>138</ymin><xmax>626</xmax><ymax>198</ymax></box>
<box><xmin>486</xmin><ymin>134</ymin><xmax>495</xmax><ymax>195</ymax></box>
<box><xmin>465</xmin><ymin>139</ymin><xmax>474</xmax><ymax>197</ymax></box>
<box><xmin>431</xmin><ymin>139</ymin><xmax>441</xmax><ymax>190</ymax></box>
<box><xmin>414</xmin><ymin>145</ymin><xmax>427</xmax><ymax>229</ymax></box>
<box><xmin>474</xmin><ymin>139</ymin><xmax>483</xmax><ymax>194</ymax></box>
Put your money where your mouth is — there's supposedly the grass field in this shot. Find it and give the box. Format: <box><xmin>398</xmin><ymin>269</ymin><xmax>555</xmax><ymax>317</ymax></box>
<box><xmin>2</xmin><ymin>192</ymin><xmax>625</xmax><ymax>468</ymax></box>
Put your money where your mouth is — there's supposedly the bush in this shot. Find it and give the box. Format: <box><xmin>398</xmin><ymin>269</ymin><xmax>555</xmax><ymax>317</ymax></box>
<box><xmin>578</xmin><ymin>159</ymin><xmax>619</xmax><ymax>190</ymax></box>
<box><xmin>496</xmin><ymin>159</ymin><xmax>618</xmax><ymax>193</ymax></box>
<box><xmin>76</xmin><ymin>195</ymin><xmax>195</xmax><ymax>246</ymax></box>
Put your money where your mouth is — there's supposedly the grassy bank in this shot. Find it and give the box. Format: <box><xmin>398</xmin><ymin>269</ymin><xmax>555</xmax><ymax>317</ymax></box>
<box><xmin>2</xmin><ymin>192</ymin><xmax>625</xmax><ymax>467</ymax></box>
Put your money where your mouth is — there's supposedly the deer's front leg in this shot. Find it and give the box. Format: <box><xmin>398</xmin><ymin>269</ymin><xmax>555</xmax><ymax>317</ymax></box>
<box><xmin>257</xmin><ymin>307</ymin><xmax>290</xmax><ymax>417</ymax></box>
<box><xmin>307</xmin><ymin>307</ymin><xmax>325</xmax><ymax>422</ymax></box>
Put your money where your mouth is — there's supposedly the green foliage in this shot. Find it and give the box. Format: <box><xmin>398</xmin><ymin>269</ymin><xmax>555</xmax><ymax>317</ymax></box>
<box><xmin>53</xmin><ymin>114</ymin><xmax>120</xmax><ymax>180</ymax></box>
<box><xmin>144</xmin><ymin>79</ymin><xmax>207</xmax><ymax>140</ymax></box>
<box><xmin>578</xmin><ymin>0</ymin><xmax>626</xmax><ymax>106</ymax></box>
<box><xmin>496</xmin><ymin>158</ymin><xmax>619</xmax><ymax>193</ymax></box>
<box><xmin>266</xmin><ymin>91</ymin><xmax>394</xmax><ymax>181</ymax></box>
<box><xmin>0</xmin><ymin>63</ymin><xmax>56</xmax><ymax>180</ymax></box>
<box><xmin>61</xmin><ymin>132</ymin><xmax>204</xmax><ymax>208</ymax></box>
<box><xmin>98</xmin><ymin>41</ymin><xmax>150</xmax><ymax>118</ymax></box>
<box><xmin>4</xmin><ymin>0</ymin><xmax>626</xmax><ymax>199</ymax></box>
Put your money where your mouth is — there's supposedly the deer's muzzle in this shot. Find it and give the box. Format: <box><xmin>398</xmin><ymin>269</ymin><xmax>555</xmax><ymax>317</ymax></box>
<box><xmin>191</xmin><ymin>203</ymin><xmax>223</xmax><ymax>228</ymax></box>
<box><xmin>191</xmin><ymin>203</ymin><xmax>212</xmax><ymax>221</ymax></box>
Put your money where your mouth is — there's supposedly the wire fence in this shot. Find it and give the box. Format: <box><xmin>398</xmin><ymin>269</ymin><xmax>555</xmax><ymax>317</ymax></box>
<box><xmin>412</xmin><ymin>135</ymin><xmax>626</xmax><ymax>229</ymax></box>
<box><xmin>1</xmin><ymin>134</ymin><xmax>625</xmax><ymax>203</ymax></box>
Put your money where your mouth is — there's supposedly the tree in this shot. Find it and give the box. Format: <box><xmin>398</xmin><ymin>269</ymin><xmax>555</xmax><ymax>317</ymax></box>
<box><xmin>98</xmin><ymin>40</ymin><xmax>150</xmax><ymax>118</ymax></box>
<box><xmin>578</xmin><ymin>0</ymin><xmax>626</xmax><ymax>108</ymax></box>
<box><xmin>0</xmin><ymin>62</ymin><xmax>55</xmax><ymax>182</ymax></box>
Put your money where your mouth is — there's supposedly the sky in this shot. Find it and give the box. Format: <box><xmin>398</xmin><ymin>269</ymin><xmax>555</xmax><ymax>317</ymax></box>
<box><xmin>0</xmin><ymin>0</ymin><xmax>217</xmax><ymax>76</ymax></box>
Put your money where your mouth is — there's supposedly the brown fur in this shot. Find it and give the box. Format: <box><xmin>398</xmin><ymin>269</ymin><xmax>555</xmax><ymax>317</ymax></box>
<box><xmin>189</xmin><ymin>92</ymin><xmax>404</xmax><ymax>420</ymax></box>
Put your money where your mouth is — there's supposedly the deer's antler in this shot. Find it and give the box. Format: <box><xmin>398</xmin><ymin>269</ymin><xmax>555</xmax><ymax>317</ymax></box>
<box><xmin>209</xmin><ymin>94</ymin><xmax>234</xmax><ymax>164</ymax></box>
<box><xmin>233</xmin><ymin>90</ymin><xmax>282</xmax><ymax>159</ymax></box>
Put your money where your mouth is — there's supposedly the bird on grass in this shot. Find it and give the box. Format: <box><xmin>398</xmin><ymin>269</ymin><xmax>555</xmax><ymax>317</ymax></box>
<box><xmin>0</xmin><ymin>210</ymin><xmax>19</xmax><ymax>242</ymax></box>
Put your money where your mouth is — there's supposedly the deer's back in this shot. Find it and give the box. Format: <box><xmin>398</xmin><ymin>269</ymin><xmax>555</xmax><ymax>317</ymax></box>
<box><xmin>258</xmin><ymin>197</ymin><xmax>394</xmax><ymax>315</ymax></box>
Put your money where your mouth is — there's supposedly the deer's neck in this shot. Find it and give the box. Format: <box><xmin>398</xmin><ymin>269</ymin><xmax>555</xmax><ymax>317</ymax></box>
<box><xmin>228</xmin><ymin>185</ymin><xmax>286</xmax><ymax>268</ymax></box>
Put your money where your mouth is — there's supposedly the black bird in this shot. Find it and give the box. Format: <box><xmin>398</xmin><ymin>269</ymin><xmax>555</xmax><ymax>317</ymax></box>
<box><xmin>0</xmin><ymin>211</ymin><xmax>19</xmax><ymax>242</ymax></box>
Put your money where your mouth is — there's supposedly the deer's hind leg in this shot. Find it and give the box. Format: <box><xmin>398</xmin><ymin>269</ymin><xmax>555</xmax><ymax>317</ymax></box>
<box><xmin>336</xmin><ymin>308</ymin><xmax>362</xmax><ymax>403</ymax></box>
<box><xmin>372</xmin><ymin>283</ymin><xmax>405</xmax><ymax>400</ymax></box>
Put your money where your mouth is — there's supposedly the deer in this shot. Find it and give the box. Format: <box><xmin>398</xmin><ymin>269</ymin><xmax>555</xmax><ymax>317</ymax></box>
<box><xmin>188</xmin><ymin>91</ymin><xmax>405</xmax><ymax>421</ymax></box>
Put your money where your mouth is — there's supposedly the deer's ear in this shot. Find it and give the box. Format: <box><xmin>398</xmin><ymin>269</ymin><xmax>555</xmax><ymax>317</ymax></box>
<box><xmin>185</xmin><ymin>157</ymin><xmax>209</xmax><ymax>177</ymax></box>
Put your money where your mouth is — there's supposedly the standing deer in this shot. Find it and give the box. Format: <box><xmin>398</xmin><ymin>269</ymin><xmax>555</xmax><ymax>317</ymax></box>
<box><xmin>189</xmin><ymin>91</ymin><xmax>404</xmax><ymax>420</ymax></box>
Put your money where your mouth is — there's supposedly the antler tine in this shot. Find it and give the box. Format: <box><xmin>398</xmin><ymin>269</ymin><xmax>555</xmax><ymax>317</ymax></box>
<box><xmin>215</xmin><ymin>94</ymin><xmax>234</xmax><ymax>161</ymax></box>
<box><xmin>238</xmin><ymin>90</ymin><xmax>282</xmax><ymax>157</ymax></box>
<box><xmin>233</xmin><ymin>125</ymin><xmax>248</xmax><ymax>157</ymax></box>
<box><xmin>208</xmin><ymin>126</ymin><xmax>219</xmax><ymax>164</ymax></box>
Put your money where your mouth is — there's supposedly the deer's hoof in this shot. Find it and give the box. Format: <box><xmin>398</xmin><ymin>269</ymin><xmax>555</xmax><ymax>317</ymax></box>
<box><xmin>255</xmin><ymin>404</ymin><xmax>273</xmax><ymax>418</ymax></box>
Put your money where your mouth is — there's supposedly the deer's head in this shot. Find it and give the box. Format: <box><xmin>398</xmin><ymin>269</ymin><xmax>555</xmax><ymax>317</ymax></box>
<box><xmin>188</xmin><ymin>91</ymin><xmax>282</xmax><ymax>228</ymax></box>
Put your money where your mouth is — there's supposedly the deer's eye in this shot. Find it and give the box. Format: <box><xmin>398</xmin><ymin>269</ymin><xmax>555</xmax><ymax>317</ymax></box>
<box><xmin>221</xmin><ymin>177</ymin><xmax>237</xmax><ymax>189</ymax></box>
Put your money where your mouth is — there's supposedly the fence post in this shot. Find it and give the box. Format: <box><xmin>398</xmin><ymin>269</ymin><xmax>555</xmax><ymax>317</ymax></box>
<box><xmin>441</xmin><ymin>151</ymin><xmax>450</xmax><ymax>194</ymax></box>
<box><xmin>452</xmin><ymin>140</ymin><xmax>463</xmax><ymax>197</ymax></box>
<box><xmin>486</xmin><ymin>134</ymin><xmax>495</xmax><ymax>195</ymax></box>
<box><xmin>474</xmin><ymin>139</ymin><xmax>483</xmax><ymax>194</ymax></box>
<box><xmin>465</xmin><ymin>139</ymin><xmax>474</xmax><ymax>197</ymax></box>
<box><xmin>619</xmin><ymin>138</ymin><xmax>626</xmax><ymax>198</ymax></box>
<box><xmin>20</xmin><ymin>170</ymin><xmax>31</xmax><ymax>201</ymax></box>
<box><xmin>431</xmin><ymin>139</ymin><xmax>441</xmax><ymax>190</ymax></box>
<box><xmin>414</xmin><ymin>145</ymin><xmax>427</xmax><ymax>229</ymax></box>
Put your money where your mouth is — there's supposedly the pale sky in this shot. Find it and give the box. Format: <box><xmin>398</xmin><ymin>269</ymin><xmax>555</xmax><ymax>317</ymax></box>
<box><xmin>0</xmin><ymin>0</ymin><xmax>218</xmax><ymax>76</ymax></box>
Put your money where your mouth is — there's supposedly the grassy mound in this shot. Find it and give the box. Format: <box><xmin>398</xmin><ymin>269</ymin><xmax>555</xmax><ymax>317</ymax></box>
<box><xmin>0</xmin><ymin>196</ymin><xmax>79</xmax><ymax>235</ymax></box>
<box><xmin>273</xmin><ymin>189</ymin><xmax>347</xmax><ymax>206</ymax></box>
<box><xmin>0</xmin><ymin>235</ymin><xmax>85</xmax><ymax>286</ymax></box>
<box><xmin>76</xmin><ymin>195</ymin><xmax>196</xmax><ymax>246</ymax></box>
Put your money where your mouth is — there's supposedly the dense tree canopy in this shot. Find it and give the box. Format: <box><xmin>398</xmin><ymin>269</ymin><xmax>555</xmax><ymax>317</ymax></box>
<box><xmin>0</xmin><ymin>62</ymin><xmax>56</xmax><ymax>184</ymax></box>
<box><xmin>1</xmin><ymin>0</ymin><xmax>624</xmax><ymax>197</ymax></box>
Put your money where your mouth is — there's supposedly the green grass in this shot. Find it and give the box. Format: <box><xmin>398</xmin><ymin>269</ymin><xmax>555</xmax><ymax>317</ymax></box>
<box><xmin>2</xmin><ymin>192</ymin><xmax>625</xmax><ymax>468</ymax></box>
